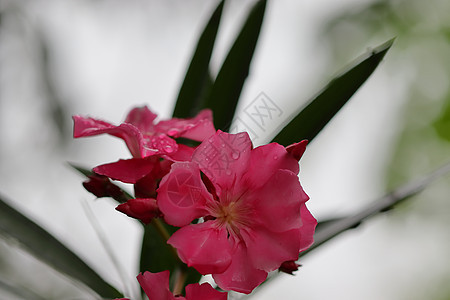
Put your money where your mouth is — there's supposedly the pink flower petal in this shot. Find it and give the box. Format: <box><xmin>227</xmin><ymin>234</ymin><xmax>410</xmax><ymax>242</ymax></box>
<box><xmin>143</xmin><ymin>134</ymin><xmax>178</xmax><ymax>157</ymax></box>
<box><xmin>241</xmin><ymin>227</ymin><xmax>300</xmax><ymax>272</ymax></box>
<box><xmin>72</xmin><ymin>115</ymin><xmax>114</xmax><ymax>137</ymax></box>
<box><xmin>185</xmin><ymin>283</ymin><xmax>228</xmax><ymax>300</ymax></box>
<box><xmin>212</xmin><ymin>242</ymin><xmax>267</xmax><ymax>294</ymax></box>
<box><xmin>244</xmin><ymin>143</ymin><xmax>300</xmax><ymax>189</ymax></box>
<box><xmin>157</xmin><ymin>162</ymin><xmax>212</xmax><ymax>227</ymax></box>
<box><xmin>168</xmin><ymin>222</ymin><xmax>232</xmax><ymax>275</ymax></box>
<box><xmin>73</xmin><ymin>115</ymin><xmax>144</xmax><ymax>158</ymax></box>
<box><xmin>192</xmin><ymin>130</ymin><xmax>252</xmax><ymax>191</ymax></box>
<box><xmin>249</xmin><ymin>169</ymin><xmax>307</xmax><ymax>232</ymax></box>
<box><xmin>299</xmin><ymin>203</ymin><xmax>317</xmax><ymax>252</ymax></box>
<box><xmin>156</xmin><ymin>109</ymin><xmax>216</xmax><ymax>141</ymax></box>
<box><xmin>116</xmin><ymin>198</ymin><xmax>160</xmax><ymax>224</ymax></box>
<box><xmin>137</xmin><ymin>271</ymin><xmax>177</xmax><ymax>300</ymax></box>
<box><xmin>164</xmin><ymin>143</ymin><xmax>195</xmax><ymax>162</ymax></box>
<box><xmin>93</xmin><ymin>158</ymin><xmax>156</xmax><ymax>184</ymax></box>
<box><xmin>286</xmin><ymin>140</ymin><xmax>308</xmax><ymax>161</ymax></box>
<box><xmin>134</xmin><ymin>159</ymin><xmax>172</xmax><ymax>198</ymax></box>
<box><xmin>124</xmin><ymin>106</ymin><xmax>158</xmax><ymax>132</ymax></box>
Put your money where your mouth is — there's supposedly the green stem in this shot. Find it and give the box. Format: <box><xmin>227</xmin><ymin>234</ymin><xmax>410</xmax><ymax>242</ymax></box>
<box><xmin>150</xmin><ymin>219</ymin><xmax>180</xmax><ymax>262</ymax></box>
<box><xmin>172</xmin><ymin>267</ymin><xmax>188</xmax><ymax>296</ymax></box>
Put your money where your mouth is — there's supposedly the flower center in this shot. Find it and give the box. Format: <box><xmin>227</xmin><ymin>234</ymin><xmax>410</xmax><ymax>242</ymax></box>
<box><xmin>212</xmin><ymin>199</ymin><xmax>251</xmax><ymax>238</ymax></box>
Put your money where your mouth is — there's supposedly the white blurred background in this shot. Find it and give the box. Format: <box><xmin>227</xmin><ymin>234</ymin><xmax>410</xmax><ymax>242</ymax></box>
<box><xmin>1</xmin><ymin>0</ymin><xmax>449</xmax><ymax>299</ymax></box>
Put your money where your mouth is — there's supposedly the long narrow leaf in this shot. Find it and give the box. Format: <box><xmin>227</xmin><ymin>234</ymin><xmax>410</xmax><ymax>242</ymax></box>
<box><xmin>0</xmin><ymin>276</ymin><xmax>46</xmax><ymax>300</ymax></box>
<box><xmin>304</xmin><ymin>161</ymin><xmax>450</xmax><ymax>256</ymax></box>
<box><xmin>0</xmin><ymin>195</ymin><xmax>122</xmax><ymax>299</ymax></box>
<box><xmin>203</xmin><ymin>0</ymin><xmax>267</xmax><ymax>131</ymax></box>
<box><xmin>271</xmin><ymin>38</ymin><xmax>394</xmax><ymax>145</ymax></box>
<box><xmin>173</xmin><ymin>0</ymin><xmax>225</xmax><ymax>118</ymax></box>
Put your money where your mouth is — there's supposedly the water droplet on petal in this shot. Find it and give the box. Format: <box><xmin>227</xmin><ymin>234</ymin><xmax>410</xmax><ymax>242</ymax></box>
<box><xmin>273</xmin><ymin>155</ymin><xmax>278</xmax><ymax>160</ymax></box>
<box><xmin>226</xmin><ymin>169</ymin><xmax>232</xmax><ymax>176</ymax></box>
<box><xmin>231</xmin><ymin>152</ymin><xmax>240</xmax><ymax>160</ymax></box>
<box><xmin>164</xmin><ymin>145</ymin><xmax>174</xmax><ymax>153</ymax></box>
<box><xmin>167</xmin><ymin>129</ymin><xmax>178</xmax><ymax>136</ymax></box>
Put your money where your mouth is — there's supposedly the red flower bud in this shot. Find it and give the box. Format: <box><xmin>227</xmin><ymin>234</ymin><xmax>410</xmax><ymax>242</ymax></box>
<box><xmin>278</xmin><ymin>260</ymin><xmax>301</xmax><ymax>275</ymax></box>
<box><xmin>116</xmin><ymin>198</ymin><xmax>161</xmax><ymax>224</ymax></box>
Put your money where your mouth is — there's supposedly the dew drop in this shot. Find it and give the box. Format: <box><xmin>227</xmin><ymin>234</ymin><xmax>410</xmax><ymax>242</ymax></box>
<box><xmin>273</xmin><ymin>155</ymin><xmax>278</xmax><ymax>160</ymax></box>
<box><xmin>164</xmin><ymin>145</ymin><xmax>174</xmax><ymax>153</ymax></box>
<box><xmin>231</xmin><ymin>152</ymin><xmax>240</xmax><ymax>160</ymax></box>
<box><xmin>167</xmin><ymin>129</ymin><xmax>178</xmax><ymax>136</ymax></box>
<box><xmin>226</xmin><ymin>169</ymin><xmax>232</xmax><ymax>176</ymax></box>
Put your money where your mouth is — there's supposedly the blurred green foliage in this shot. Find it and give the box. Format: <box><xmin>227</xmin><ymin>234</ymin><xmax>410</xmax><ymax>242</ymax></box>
<box><xmin>322</xmin><ymin>0</ymin><xmax>450</xmax><ymax>299</ymax></box>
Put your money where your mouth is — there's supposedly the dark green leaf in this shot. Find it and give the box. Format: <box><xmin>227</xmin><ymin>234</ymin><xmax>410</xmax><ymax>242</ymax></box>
<box><xmin>0</xmin><ymin>195</ymin><xmax>122</xmax><ymax>299</ymax></box>
<box><xmin>173</xmin><ymin>1</ymin><xmax>224</xmax><ymax>118</ymax></box>
<box><xmin>203</xmin><ymin>0</ymin><xmax>267</xmax><ymax>131</ymax></box>
<box><xmin>271</xmin><ymin>38</ymin><xmax>394</xmax><ymax>145</ymax></box>
<box><xmin>139</xmin><ymin>222</ymin><xmax>178</xmax><ymax>274</ymax></box>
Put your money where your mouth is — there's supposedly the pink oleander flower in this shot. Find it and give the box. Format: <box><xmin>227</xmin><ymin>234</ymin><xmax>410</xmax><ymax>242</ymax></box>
<box><xmin>73</xmin><ymin>106</ymin><xmax>215</xmax><ymax>223</ymax></box>
<box><xmin>157</xmin><ymin>130</ymin><xmax>317</xmax><ymax>294</ymax></box>
<box><xmin>73</xmin><ymin>106</ymin><xmax>215</xmax><ymax>159</ymax></box>
<box><xmin>116</xmin><ymin>271</ymin><xmax>227</xmax><ymax>300</ymax></box>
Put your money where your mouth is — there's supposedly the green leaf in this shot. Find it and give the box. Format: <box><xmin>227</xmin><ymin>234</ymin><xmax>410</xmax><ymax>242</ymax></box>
<box><xmin>68</xmin><ymin>162</ymin><xmax>94</xmax><ymax>177</ymax></box>
<box><xmin>271</xmin><ymin>38</ymin><xmax>394</xmax><ymax>145</ymax></box>
<box><xmin>203</xmin><ymin>0</ymin><xmax>267</xmax><ymax>131</ymax></box>
<box><xmin>303</xmin><ymin>161</ymin><xmax>450</xmax><ymax>257</ymax></box>
<box><xmin>0</xmin><ymin>195</ymin><xmax>122</xmax><ymax>299</ymax></box>
<box><xmin>139</xmin><ymin>221</ymin><xmax>178</xmax><ymax>274</ymax></box>
<box><xmin>173</xmin><ymin>1</ymin><xmax>225</xmax><ymax>118</ymax></box>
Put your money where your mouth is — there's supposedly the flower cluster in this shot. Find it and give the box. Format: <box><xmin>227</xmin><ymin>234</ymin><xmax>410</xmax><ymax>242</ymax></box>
<box><xmin>73</xmin><ymin>106</ymin><xmax>316</xmax><ymax>298</ymax></box>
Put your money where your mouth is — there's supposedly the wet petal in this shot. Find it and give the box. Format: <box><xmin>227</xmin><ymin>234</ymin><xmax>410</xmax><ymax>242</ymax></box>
<box><xmin>73</xmin><ymin>115</ymin><xmax>144</xmax><ymax>158</ymax></box>
<box><xmin>244</xmin><ymin>143</ymin><xmax>300</xmax><ymax>189</ymax></box>
<box><xmin>164</xmin><ymin>143</ymin><xmax>195</xmax><ymax>162</ymax></box>
<box><xmin>156</xmin><ymin>109</ymin><xmax>216</xmax><ymax>141</ymax></box>
<box><xmin>212</xmin><ymin>242</ymin><xmax>267</xmax><ymax>294</ymax></box>
<box><xmin>93</xmin><ymin>158</ymin><xmax>155</xmax><ymax>184</ymax></box>
<box><xmin>157</xmin><ymin>162</ymin><xmax>212</xmax><ymax>227</ymax></box>
<box><xmin>192</xmin><ymin>131</ymin><xmax>252</xmax><ymax>191</ymax></box>
<box><xmin>168</xmin><ymin>222</ymin><xmax>232</xmax><ymax>275</ymax></box>
<box><xmin>142</xmin><ymin>134</ymin><xmax>178</xmax><ymax>157</ymax></box>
